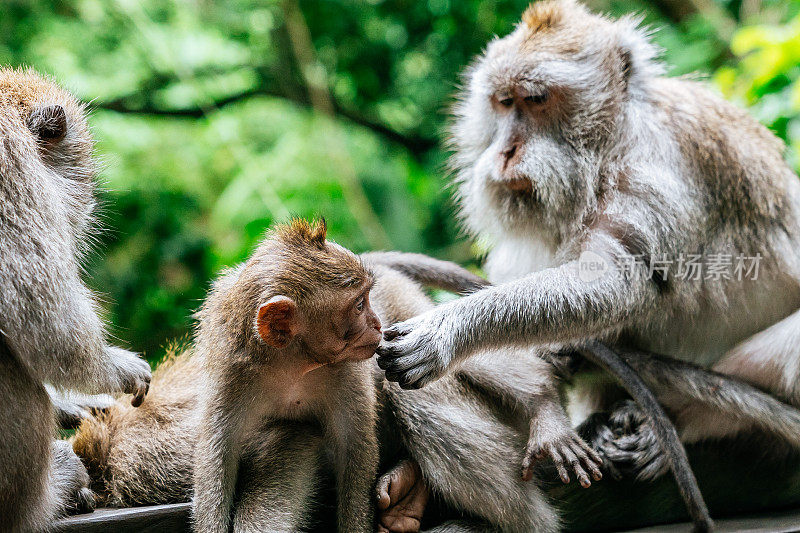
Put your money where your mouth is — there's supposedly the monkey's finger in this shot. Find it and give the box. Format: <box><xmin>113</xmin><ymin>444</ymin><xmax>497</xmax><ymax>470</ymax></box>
<box><xmin>383</xmin><ymin>324</ymin><xmax>409</xmax><ymax>341</ymax></box>
<box><xmin>546</xmin><ymin>445</ymin><xmax>570</xmax><ymax>484</ymax></box>
<box><xmin>575</xmin><ymin>438</ymin><xmax>604</xmax><ymax>471</ymax></box>
<box><xmin>398</xmin><ymin>363</ymin><xmax>439</xmax><ymax>390</ymax></box>
<box><xmin>376</xmin><ymin>476</ymin><xmax>392</xmax><ymax>510</ymax></box>
<box><xmin>570</xmin><ymin>442</ymin><xmax>602</xmax><ymax>482</ymax></box>
<box><xmin>560</xmin><ymin>445</ymin><xmax>590</xmax><ymax>487</ymax></box>
<box><xmin>521</xmin><ymin>450</ymin><xmax>538</xmax><ymax>482</ymax></box>
<box><xmin>130</xmin><ymin>381</ymin><xmax>149</xmax><ymax>407</ymax></box>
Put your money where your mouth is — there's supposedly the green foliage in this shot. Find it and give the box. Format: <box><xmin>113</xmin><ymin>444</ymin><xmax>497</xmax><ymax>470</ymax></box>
<box><xmin>715</xmin><ymin>5</ymin><xmax>800</xmax><ymax>168</ymax></box>
<box><xmin>1</xmin><ymin>0</ymin><xmax>797</xmax><ymax>360</ymax></box>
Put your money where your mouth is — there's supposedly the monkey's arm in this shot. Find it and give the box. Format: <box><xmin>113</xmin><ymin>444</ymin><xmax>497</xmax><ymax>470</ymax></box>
<box><xmin>193</xmin><ymin>387</ymin><xmax>248</xmax><ymax>533</ymax></box>
<box><xmin>0</xmin><ymin>144</ymin><xmax>149</xmax><ymax>401</ymax></box>
<box><xmin>231</xmin><ymin>422</ymin><xmax>323</xmax><ymax>532</ymax></box>
<box><xmin>377</xmin><ymin>233</ymin><xmax>658</xmax><ymax>389</ymax></box>
<box><xmin>328</xmin><ymin>369</ymin><xmax>379</xmax><ymax>533</ymax></box>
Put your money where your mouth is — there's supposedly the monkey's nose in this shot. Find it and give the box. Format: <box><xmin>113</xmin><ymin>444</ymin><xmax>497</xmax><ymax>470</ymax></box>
<box><xmin>500</xmin><ymin>141</ymin><xmax>522</xmax><ymax>171</ymax></box>
<box><xmin>501</xmin><ymin>144</ymin><xmax>519</xmax><ymax>168</ymax></box>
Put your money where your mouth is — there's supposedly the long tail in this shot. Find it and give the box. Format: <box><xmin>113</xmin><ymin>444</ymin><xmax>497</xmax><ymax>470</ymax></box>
<box><xmin>579</xmin><ymin>342</ymin><xmax>713</xmax><ymax>533</ymax></box>
<box><xmin>360</xmin><ymin>251</ymin><xmax>489</xmax><ymax>295</ymax></box>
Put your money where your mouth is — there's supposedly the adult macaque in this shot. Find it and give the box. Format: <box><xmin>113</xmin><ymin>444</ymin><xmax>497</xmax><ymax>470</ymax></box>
<box><xmin>0</xmin><ymin>67</ymin><xmax>150</xmax><ymax>532</ymax></box>
<box><xmin>376</xmin><ymin>0</ymin><xmax>800</xmax><ymax>470</ymax></box>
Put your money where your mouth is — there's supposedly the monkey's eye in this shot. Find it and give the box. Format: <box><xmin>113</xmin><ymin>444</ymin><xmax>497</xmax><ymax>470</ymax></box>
<box><xmin>497</xmin><ymin>96</ymin><xmax>513</xmax><ymax>108</ymax></box>
<box><xmin>524</xmin><ymin>91</ymin><xmax>548</xmax><ymax>105</ymax></box>
<box><xmin>355</xmin><ymin>297</ymin><xmax>365</xmax><ymax>313</ymax></box>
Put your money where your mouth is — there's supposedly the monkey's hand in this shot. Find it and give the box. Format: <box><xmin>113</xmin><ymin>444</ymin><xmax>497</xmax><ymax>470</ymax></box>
<box><xmin>583</xmin><ymin>400</ymin><xmax>669</xmax><ymax>481</ymax></box>
<box><xmin>106</xmin><ymin>346</ymin><xmax>151</xmax><ymax>407</ymax></box>
<box><xmin>48</xmin><ymin>387</ymin><xmax>115</xmax><ymax>430</ymax></box>
<box><xmin>523</xmin><ymin>426</ymin><xmax>603</xmax><ymax>487</ymax></box>
<box><xmin>376</xmin><ymin>459</ymin><xmax>429</xmax><ymax>533</ymax></box>
<box><xmin>376</xmin><ymin>307</ymin><xmax>457</xmax><ymax>389</ymax></box>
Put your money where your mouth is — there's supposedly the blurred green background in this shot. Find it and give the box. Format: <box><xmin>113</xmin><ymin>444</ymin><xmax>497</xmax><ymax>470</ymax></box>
<box><xmin>2</xmin><ymin>0</ymin><xmax>799</xmax><ymax>362</ymax></box>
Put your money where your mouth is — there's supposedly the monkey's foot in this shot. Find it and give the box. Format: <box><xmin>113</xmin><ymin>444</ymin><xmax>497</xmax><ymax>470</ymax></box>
<box><xmin>523</xmin><ymin>429</ymin><xmax>603</xmax><ymax>487</ymax></box>
<box><xmin>376</xmin><ymin>458</ymin><xmax>429</xmax><ymax>533</ymax></box>
<box><xmin>583</xmin><ymin>400</ymin><xmax>669</xmax><ymax>481</ymax></box>
<box><xmin>51</xmin><ymin>440</ymin><xmax>96</xmax><ymax>515</ymax></box>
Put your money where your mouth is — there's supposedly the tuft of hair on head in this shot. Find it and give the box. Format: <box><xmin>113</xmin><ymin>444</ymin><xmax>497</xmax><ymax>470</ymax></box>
<box><xmin>273</xmin><ymin>217</ymin><xmax>329</xmax><ymax>250</ymax></box>
<box><xmin>263</xmin><ymin>217</ymin><xmax>370</xmax><ymax>302</ymax></box>
<box><xmin>522</xmin><ymin>0</ymin><xmax>583</xmax><ymax>33</ymax></box>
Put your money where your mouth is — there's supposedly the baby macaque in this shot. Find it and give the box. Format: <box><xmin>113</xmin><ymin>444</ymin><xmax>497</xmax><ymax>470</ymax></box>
<box><xmin>191</xmin><ymin>219</ymin><xmax>381</xmax><ymax>533</ymax></box>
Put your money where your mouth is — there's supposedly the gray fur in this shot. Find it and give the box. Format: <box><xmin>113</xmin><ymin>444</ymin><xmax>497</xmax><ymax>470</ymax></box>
<box><xmin>0</xmin><ymin>68</ymin><xmax>150</xmax><ymax>532</ymax></box>
<box><xmin>376</xmin><ymin>0</ymin><xmax>800</xmax><ymax>467</ymax></box>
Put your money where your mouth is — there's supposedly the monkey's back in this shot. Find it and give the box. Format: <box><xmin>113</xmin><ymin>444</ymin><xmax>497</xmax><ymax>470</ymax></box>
<box><xmin>72</xmin><ymin>346</ymin><xmax>200</xmax><ymax>506</ymax></box>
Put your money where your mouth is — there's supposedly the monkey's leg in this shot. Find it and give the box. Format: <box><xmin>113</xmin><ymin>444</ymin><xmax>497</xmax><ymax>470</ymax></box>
<box><xmin>385</xmin><ymin>379</ymin><xmax>560</xmax><ymax>533</ymax></box>
<box><xmin>713</xmin><ymin>307</ymin><xmax>800</xmax><ymax>405</ymax></box>
<box><xmin>589</xmin><ymin>349</ymin><xmax>800</xmax><ymax>480</ymax></box>
<box><xmin>194</xmin><ymin>389</ymin><xmax>251</xmax><ymax>533</ymax></box>
<box><xmin>48</xmin><ymin>439</ymin><xmax>96</xmax><ymax>515</ymax></box>
<box><xmin>457</xmin><ymin>350</ymin><xmax>602</xmax><ymax>486</ymax></box>
<box><xmin>232</xmin><ymin>422</ymin><xmax>323</xmax><ymax>533</ymax></box>
<box><xmin>0</xmin><ymin>353</ymin><xmax>93</xmax><ymax>531</ymax></box>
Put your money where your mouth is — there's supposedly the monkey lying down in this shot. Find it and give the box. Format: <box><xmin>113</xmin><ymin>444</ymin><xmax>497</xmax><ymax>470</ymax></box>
<box><xmin>71</xmin><ymin>219</ymin><xmax>800</xmax><ymax>532</ymax></box>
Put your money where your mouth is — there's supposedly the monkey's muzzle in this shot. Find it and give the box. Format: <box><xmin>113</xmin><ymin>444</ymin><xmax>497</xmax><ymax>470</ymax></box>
<box><xmin>502</xmin><ymin>178</ymin><xmax>533</xmax><ymax>194</ymax></box>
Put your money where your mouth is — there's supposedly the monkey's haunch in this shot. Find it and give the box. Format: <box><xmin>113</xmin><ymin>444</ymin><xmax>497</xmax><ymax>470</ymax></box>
<box><xmin>578</xmin><ymin>341</ymin><xmax>713</xmax><ymax>533</ymax></box>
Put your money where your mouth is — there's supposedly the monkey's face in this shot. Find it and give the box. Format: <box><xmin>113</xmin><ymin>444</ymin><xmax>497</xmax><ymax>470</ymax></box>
<box><xmin>451</xmin><ymin>4</ymin><xmax>638</xmax><ymax>241</ymax></box>
<box><xmin>322</xmin><ymin>282</ymin><xmax>383</xmax><ymax>364</ymax></box>
<box><xmin>256</xmin><ymin>280</ymin><xmax>382</xmax><ymax>366</ymax></box>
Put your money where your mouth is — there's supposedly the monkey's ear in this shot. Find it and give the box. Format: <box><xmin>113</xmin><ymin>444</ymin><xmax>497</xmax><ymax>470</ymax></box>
<box><xmin>614</xmin><ymin>17</ymin><xmax>663</xmax><ymax>90</ymax></box>
<box><xmin>27</xmin><ymin>105</ymin><xmax>67</xmax><ymax>143</ymax></box>
<box><xmin>256</xmin><ymin>296</ymin><xmax>302</xmax><ymax>348</ymax></box>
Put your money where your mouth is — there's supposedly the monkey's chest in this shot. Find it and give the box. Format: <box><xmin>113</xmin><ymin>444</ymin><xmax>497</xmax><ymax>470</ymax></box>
<box><xmin>259</xmin><ymin>374</ymin><xmax>328</xmax><ymax>420</ymax></box>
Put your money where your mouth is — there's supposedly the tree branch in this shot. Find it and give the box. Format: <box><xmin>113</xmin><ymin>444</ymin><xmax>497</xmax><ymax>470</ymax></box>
<box><xmin>93</xmin><ymin>88</ymin><xmax>437</xmax><ymax>156</ymax></box>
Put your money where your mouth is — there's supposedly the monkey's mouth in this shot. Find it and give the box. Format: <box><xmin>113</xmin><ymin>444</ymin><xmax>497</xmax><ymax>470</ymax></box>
<box><xmin>502</xmin><ymin>178</ymin><xmax>533</xmax><ymax>194</ymax></box>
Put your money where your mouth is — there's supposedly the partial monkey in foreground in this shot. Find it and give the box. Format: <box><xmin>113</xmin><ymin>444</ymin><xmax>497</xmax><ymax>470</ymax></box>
<box><xmin>376</xmin><ymin>0</ymin><xmax>800</xmax><ymax>476</ymax></box>
<box><xmin>0</xmin><ymin>68</ymin><xmax>151</xmax><ymax>532</ymax></box>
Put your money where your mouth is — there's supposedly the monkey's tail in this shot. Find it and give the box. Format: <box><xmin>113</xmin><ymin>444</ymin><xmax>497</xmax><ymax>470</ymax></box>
<box><xmin>360</xmin><ymin>251</ymin><xmax>489</xmax><ymax>295</ymax></box>
<box><xmin>578</xmin><ymin>341</ymin><xmax>714</xmax><ymax>533</ymax></box>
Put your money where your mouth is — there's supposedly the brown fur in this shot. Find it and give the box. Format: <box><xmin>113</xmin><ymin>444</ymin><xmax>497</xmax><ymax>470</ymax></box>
<box><xmin>72</xmin><ymin>342</ymin><xmax>198</xmax><ymax>507</ymax></box>
<box><xmin>191</xmin><ymin>219</ymin><xmax>380</xmax><ymax>533</ymax></box>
